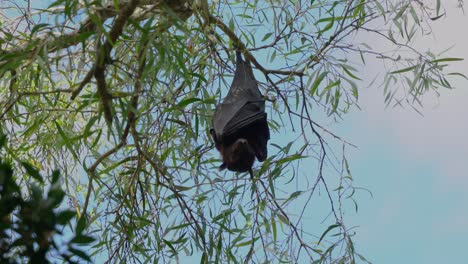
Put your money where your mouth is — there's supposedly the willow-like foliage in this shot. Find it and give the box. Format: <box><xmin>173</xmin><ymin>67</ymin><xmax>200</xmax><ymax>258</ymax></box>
<box><xmin>0</xmin><ymin>0</ymin><xmax>464</xmax><ymax>262</ymax></box>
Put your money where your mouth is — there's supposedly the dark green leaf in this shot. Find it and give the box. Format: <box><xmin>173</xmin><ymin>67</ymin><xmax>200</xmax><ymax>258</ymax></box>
<box><xmin>261</xmin><ymin>32</ymin><xmax>273</xmax><ymax>41</ymax></box>
<box><xmin>178</xmin><ymin>98</ymin><xmax>201</xmax><ymax>108</ymax></box>
<box><xmin>76</xmin><ymin>216</ymin><xmax>87</xmax><ymax>234</ymax></box>
<box><xmin>318</xmin><ymin>223</ymin><xmax>341</xmax><ymax>244</ymax></box>
<box><xmin>31</xmin><ymin>23</ymin><xmax>50</xmax><ymax>35</ymax></box>
<box><xmin>200</xmin><ymin>252</ymin><xmax>207</xmax><ymax>264</ymax></box>
<box><xmin>70</xmin><ymin>235</ymin><xmax>95</xmax><ymax>244</ymax></box>
<box><xmin>57</xmin><ymin>210</ymin><xmax>76</xmax><ymax>225</ymax></box>
<box><xmin>69</xmin><ymin>247</ymin><xmax>92</xmax><ymax>262</ymax></box>
<box><xmin>0</xmin><ymin>133</ymin><xmax>6</xmax><ymax>149</ymax></box>
<box><xmin>21</xmin><ymin>161</ymin><xmax>43</xmax><ymax>183</ymax></box>
<box><xmin>51</xmin><ymin>170</ymin><xmax>60</xmax><ymax>184</ymax></box>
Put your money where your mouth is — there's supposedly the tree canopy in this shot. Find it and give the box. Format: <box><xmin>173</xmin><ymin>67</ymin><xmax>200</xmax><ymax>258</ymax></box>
<box><xmin>0</xmin><ymin>0</ymin><xmax>465</xmax><ymax>262</ymax></box>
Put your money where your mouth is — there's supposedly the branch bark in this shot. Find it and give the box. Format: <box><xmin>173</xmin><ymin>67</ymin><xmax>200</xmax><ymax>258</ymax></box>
<box><xmin>0</xmin><ymin>0</ymin><xmax>193</xmax><ymax>65</ymax></box>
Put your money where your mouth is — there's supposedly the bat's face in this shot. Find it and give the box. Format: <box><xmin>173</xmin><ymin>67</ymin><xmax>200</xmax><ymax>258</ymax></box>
<box><xmin>232</xmin><ymin>138</ymin><xmax>249</xmax><ymax>153</ymax></box>
<box><xmin>220</xmin><ymin>138</ymin><xmax>255</xmax><ymax>173</ymax></box>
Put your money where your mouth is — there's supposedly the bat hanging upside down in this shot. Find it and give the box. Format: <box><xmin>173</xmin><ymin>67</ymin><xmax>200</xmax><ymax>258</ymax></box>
<box><xmin>210</xmin><ymin>49</ymin><xmax>270</xmax><ymax>178</ymax></box>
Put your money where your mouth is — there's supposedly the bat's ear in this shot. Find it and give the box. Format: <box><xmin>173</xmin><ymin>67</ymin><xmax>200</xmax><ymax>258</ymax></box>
<box><xmin>219</xmin><ymin>163</ymin><xmax>227</xmax><ymax>171</ymax></box>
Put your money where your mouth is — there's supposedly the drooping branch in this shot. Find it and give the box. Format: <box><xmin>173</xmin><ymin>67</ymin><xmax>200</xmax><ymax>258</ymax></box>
<box><xmin>67</xmin><ymin>0</ymin><xmax>193</xmax><ymax>123</ymax></box>
<box><xmin>94</xmin><ymin>0</ymin><xmax>141</xmax><ymax>124</ymax></box>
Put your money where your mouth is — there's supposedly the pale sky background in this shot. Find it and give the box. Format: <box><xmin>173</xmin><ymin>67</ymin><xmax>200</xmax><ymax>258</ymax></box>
<box><xmin>334</xmin><ymin>4</ymin><xmax>468</xmax><ymax>263</ymax></box>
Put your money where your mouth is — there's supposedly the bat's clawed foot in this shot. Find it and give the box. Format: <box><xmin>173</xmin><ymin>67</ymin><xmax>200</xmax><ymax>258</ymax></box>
<box><xmin>249</xmin><ymin>168</ymin><xmax>254</xmax><ymax>179</ymax></box>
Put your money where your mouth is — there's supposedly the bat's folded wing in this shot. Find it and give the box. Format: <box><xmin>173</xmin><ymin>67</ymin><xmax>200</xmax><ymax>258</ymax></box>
<box><xmin>216</xmin><ymin>101</ymin><xmax>266</xmax><ymax>142</ymax></box>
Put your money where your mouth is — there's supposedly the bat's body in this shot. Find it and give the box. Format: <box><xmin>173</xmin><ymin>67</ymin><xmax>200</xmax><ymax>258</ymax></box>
<box><xmin>211</xmin><ymin>49</ymin><xmax>270</xmax><ymax>176</ymax></box>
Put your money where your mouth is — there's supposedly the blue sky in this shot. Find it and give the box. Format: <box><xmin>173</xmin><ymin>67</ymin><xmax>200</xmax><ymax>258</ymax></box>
<box><xmin>332</xmin><ymin>7</ymin><xmax>468</xmax><ymax>263</ymax></box>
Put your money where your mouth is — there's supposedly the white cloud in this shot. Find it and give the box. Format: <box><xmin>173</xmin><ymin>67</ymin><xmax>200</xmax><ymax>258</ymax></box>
<box><xmin>352</xmin><ymin>7</ymin><xmax>468</xmax><ymax>188</ymax></box>
<box><xmin>339</xmin><ymin>8</ymin><xmax>468</xmax><ymax>262</ymax></box>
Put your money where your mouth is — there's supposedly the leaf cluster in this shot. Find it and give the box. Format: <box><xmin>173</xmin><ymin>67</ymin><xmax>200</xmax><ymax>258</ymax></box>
<box><xmin>0</xmin><ymin>134</ymin><xmax>94</xmax><ymax>263</ymax></box>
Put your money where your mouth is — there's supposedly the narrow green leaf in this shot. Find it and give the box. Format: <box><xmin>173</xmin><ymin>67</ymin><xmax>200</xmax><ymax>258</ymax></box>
<box><xmin>261</xmin><ymin>32</ymin><xmax>273</xmax><ymax>42</ymax></box>
<box><xmin>270</xmin><ymin>50</ymin><xmax>276</xmax><ymax>62</ymax></box>
<box><xmin>163</xmin><ymin>239</ymin><xmax>177</xmax><ymax>251</ymax></box>
<box><xmin>282</xmin><ymin>191</ymin><xmax>302</xmax><ymax>206</ymax></box>
<box><xmin>310</xmin><ymin>71</ymin><xmax>328</xmax><ymax>96</ymax></box>
<box><xmin>394</xmin><ymin>3</ymin><xmax>409</xmax><ymax>21</ymax></box>
<box><xmin>83</xmin><ymin>116</ymin><xmax>99</xmax><ymax>138</ymax></box>
<box><xmin>173</xmin><ymin>185</ymin><xmax>192</xmax><ymax>191</ymax></box>
<box><xmin>235</xmin><ymin>237</ymin><xmax>258</xmax><ymax>247</ymax></box>
<box><xmin>390</xmin><ymin>65</ymin><xmax>417</xmax><ymax>74</ymax></box>
<box><xmin>167</xmin><ymin>118</ymin><xmax>187</xmax><ymax>127</ymax></box>
<box><xmin>373</xmin><ymin>0</ymin><xmax>386</xmax><ymax>19</ymax></box>
<box><xmin>409</xmin><ymin>6</ymin><xmax>420</xmax><ymax>25</ymax></box>
<box><xmin>168</xmin><ymin>223</ymin><xmax>191</xmax><ymax>231</ymax></box>
<box><xmin>319</xmin><ymin>80</ymin><xmax>340</xmax><ymax>97</ymax></box>
<box><xmin>31</xmin><ymin>23</ymin><xmax>49</xmax><ymax>35</ymax></box>
<box><xmin>276</xmin><ymin>153</ymin><xmax>306</xmax><ymax>165</ymax></box>
<box><xmin>430</xmin><ymin>13</ymin><xmax>445</xmax><ymax>21</ymax></box>
<box><xmin>178</xmin><ymin>98</ymin><xmax>201</xmax><ymax>108</ymax></box>
<box><xmin>21</xmin><ymin>161</ymin><xmax>43</xmax><ymax>183</ymax></box>
<box><xmin>318</xmin><ymin>20</ymin><xmax>334</xmax><ymax>36</ymax></box>
<box><xmin>448</xmin><ymin>72</ymin><xmax>468</xmax><ymax>80</ymax></box>
<box><xmin>431</xmin><ymin>57</ymin><xmax>464</xmax><ymax>63</ymax></box>
<box><xmin>356</xmin><ymin>252</ymin><xmax>372</xmax><ymax>264</ymax></box>
<box><xmin>272</xmin><ymin>217</ymin><xmax>277</xmax><ymax>241</ymax></box>
<box><xmin>277</xmin><ymin>213</ymin><xmax>290</xmax><ymax>225</ymax></box>
<box><xmin>342</xmin><ymin>66</ymin><xmax>362</xmax><ymax>80</ymax></box>
<box><xmin>54</xmin><ymin>121</ymin><xmax>79</xmax><ymax>160</ymax></box>
<box><xmin>318</xmin><ymin>223</ymin><xmax>341</xmax><ymax>244</ymax></box>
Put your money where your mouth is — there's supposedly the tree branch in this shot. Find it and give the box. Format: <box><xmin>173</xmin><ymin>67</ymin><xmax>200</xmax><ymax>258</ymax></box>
<box><xmin>208</xmin><ymin>14</ymin><xmax>304</xmax><ymax>77</ymax></box>
<box><xmin>0</xmin><ymin>0</ymin><xmax>193</xmax><ymax>65</ymax></box>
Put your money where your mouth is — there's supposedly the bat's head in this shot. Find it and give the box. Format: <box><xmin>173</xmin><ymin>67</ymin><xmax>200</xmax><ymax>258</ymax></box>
<box><xmin>231</xmin><ymin>138</ymin><xmax>254</xmax><ymax>157</ymax></box>
<box><xmin>220</xmin><ymin>138</ymin><xmax>255</xmax><ymax>173</ymax></box>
